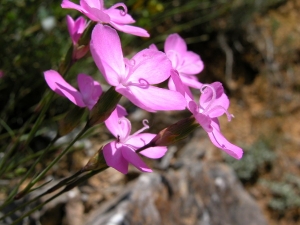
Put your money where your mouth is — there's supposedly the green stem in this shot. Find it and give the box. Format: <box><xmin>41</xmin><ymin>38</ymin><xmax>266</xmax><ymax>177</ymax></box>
<box><xmin>13</xmin><ymin>135</ymin><xmax>60</xmax><ymax>200</ymax></box>
<box><xmin>15</xmin><ymin>124</ymin><xmax>89</xmax><ymax>199</ymax></box>
<box><xmin>10</xmin><ymin>168</ymin><xmax>106</xmax><ymax>225</ymax></box>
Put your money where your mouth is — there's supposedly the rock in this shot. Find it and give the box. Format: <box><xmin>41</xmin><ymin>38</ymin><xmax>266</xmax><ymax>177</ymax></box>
<box><xmin>85</xmin><ymin>161</ymin><xmax>267</xmax><ymax>225</ymax></box>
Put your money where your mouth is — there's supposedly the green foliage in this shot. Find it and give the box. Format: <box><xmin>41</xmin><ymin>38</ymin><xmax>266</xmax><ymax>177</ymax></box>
<box><xmin>260</xmin><ymin>174</ymin><xmax>300</xmax><ymax>212</ymax></box>
<box><xmin>226</xmin><ymin>140</ymin><xmax>276</xmax><ymax>182</ymax></box>
<box><xmin>0</xmin><ymin>0</ymin><xmax>69</xmax><ymax>132</ymax></box>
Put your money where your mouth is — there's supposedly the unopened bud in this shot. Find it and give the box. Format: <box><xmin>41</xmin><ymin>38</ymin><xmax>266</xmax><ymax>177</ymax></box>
<box><xmin>58</xmin><ymin>106</ymin><xmax>86</xmax><ymax>137</ymax></box>
<box><xmin>151</xmin><ymin>116</ymin><xmax>199</xmax><ymax>146</ymax></box>
<box><xmin>78</xmin><ymin>22</ymin><xmax>96</xmax><ymax>46</ymax></box>
<box><xmin>82</xmin><ymin>146</ymin><xmax>108</xmax><ymax>172</ymax></box>
<box><xmin>87</xmin><ymin>87</ymin><xmax>122</xmax><ymax>127</ymax></box>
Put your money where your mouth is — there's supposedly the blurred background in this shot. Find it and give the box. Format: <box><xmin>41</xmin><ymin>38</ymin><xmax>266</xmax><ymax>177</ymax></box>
<box><xmin>1</xmin><ymin>0</ymin><xmax>300</xmax><ymax>224</ymax></box>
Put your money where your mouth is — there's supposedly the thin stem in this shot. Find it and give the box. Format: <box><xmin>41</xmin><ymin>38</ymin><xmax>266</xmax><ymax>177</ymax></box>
<box><xmin>10</xmin><ymin>168</ymin><xmax>107</xmax><ymax>224</ymax></box>
<box><xmin>13</xmin><ymin>135</ymin><xmax>60</xmax><ymax>200</ymax></box>
<box><xmin>15</xmin><ymin>124</ymin><xmax>89</xmax><ymax>199</ymax></box>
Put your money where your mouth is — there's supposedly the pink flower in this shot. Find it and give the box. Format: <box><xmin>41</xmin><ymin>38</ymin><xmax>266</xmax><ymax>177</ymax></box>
<box><xmin>61</xmin><ymin>0</ymin><xmax>149</xmax><ymax>37</ymax></box>
<box><xmin>103</xmin><ymin>109</ymin><xmax>167</xmax><ymax>174</ymax></box>
<box><xmin>90</xmin><ymin>24</ymin><xmax>186</xmax><ymax>112</ymax></box>
<box><xmin>150</xmin><ymin>33</ymin><xmax>204</xmax><ymax>90</ymax></box>
<box><xmin>44</xmin><ymin>70</ymin><xmax>102</xmax><ymax>110</ymax></box>
<box><xmin>188</xmin><ymin>82</ymin><xmax>243</xmax><ymax>159</ymax></box>
<box><xmin>66</xmin><ymin>15</ymin><xmax>89</xmax><ymax>60</ymax></box>
<box><xmin>171</xmin><ymin>75</ymin><xmax>243</xmax><ymax>159</ymax></box>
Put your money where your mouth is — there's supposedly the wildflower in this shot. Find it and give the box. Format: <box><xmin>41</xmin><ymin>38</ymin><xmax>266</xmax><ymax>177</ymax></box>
<box><xmin>171</xmin><ymin>73</ymin><xmax>243</xmax><ymax>159</ymax></box>
<box><xmin>90</xmin><ymin>24</ymin><xmax>186</xmax><ymax>112</ymax></box>
<box><xmin>103</xmin><ymin>109</ymin><xmax>167</xmax><ymax>174</ymax></box>
<box><xmin>66</xmin><ymin>15</ymin><xmax>89</xmax><ymax>60</ymax></box>
<box><xmin>61</xmin><ymin>0</ymin><xmax>149</xmax><ymax>37</ymax></box>
<box><xmin>188</xmin><ymin>82</ymin><xmax>243</xmax><ymax>159</ymax></box>
<box><xmin>150</xmin><ymin>33</ymin><xmax>204</xmax><ymax>91</ymax></box>
<box><xmin>44</xmin><ymin>70</ymin><xmax>101</xmax><ymax>110</ymax></box>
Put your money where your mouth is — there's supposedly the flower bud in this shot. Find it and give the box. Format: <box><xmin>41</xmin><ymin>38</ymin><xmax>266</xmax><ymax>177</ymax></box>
<box><xmin>82</xmin><ymin>146</ymin><xmax>108</xmax><ymax>172</ymax></box>
<box><xmin>87</xmin><ymin>87</ymin><xmax>122</xmax><ymax>127</ymax></box>
<box><xmin>58</xmin><ymin>106</ymin><xmax>86</xmax><ymax>137</ymax></box>
<box><xmin>151</xmin><ymin>116</ymin><xmax>200</xmax><ymax>146</ymax></box>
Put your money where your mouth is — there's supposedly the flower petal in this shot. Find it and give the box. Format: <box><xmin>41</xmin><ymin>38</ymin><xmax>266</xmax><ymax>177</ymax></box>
<box><xmin>66</xmin><ymin>15</ymin><xmax>75</xmax><ymax>43</ymax></box>
<box><xmin>109</xmin><ymin>21</ymin><xmax>150</xmax><ymax>37</ymax></box>
<box><xmin>200</xmin><ymin>82</ymin><xmax>229</xmax><ymax>118</ymax></box>
<box><xmin>116</xmin><ymin>85</ymin><xmax>186</xmax><ymax>112</ymax></box>
<box><xmin>105</xmin><ymin>105</ymin><xmax>128</xmax><ymax>138</ymax></box>
<box><xmin>129</xmin><ymin>49</ymin><xmax>172</xmax><ymax>84</ymax></box>
<box><xmin>103</xmin><ymin>142</ymin><xmax>129</xmax><ymax>174</ymax></box>
<box><xmin>90</xmin><ymin>24</ymin><xmax>125</xmax><ymax>86</ymax></box>
<box><xmin>164</xmin><ymin>33</ymin><xmax>187</xmax><ymax>54</ymax></box>
<box><xmin>62</xmin><ymin>0</ymin><xmax>84</xmax><ymax>12</ymax></box>
<box><xmin>121</xmin><ymin>146</ymin><xmax>152</xmax><ymax>173</ymax></box>
<box><xmin>179</xmin><ymin>51</ymin><xmax>204</xmax><ymax>75</ymax></box>
<box><xmin>207</xmin><ymin>118</ymin><xmax>243</xmax><ymax>159</ymax></box>
<box><xmin>77</xmin><ymin>73</ymin><xmax>102</xmax><ymax>110</ymax></box>
<box><xmin>139</xmin><ymin>146</ymin><xmax>167</xmax><ymax>159</ymax></box>
<box><xmin>104</xmin><ymin>7</ymin><xmax>135</xmax><ymax>24</ymax></box>
<box><xmin>179</xmin><ymin>74</ymin><xmax>203</xmax><ymax>89</ymax></box>
<box><xmin>44</xmin><ymin>70</ymin><xmax>85</xmax><ymax>107</ymax></box>
<box><xmin>126</xmin><ymin>133</ymin><xmax>155</xmax><ymax>148</ymax></box>
<box><xmin>149</xmin><ymin>44</ymin><xmax>158</xmax><ymax>50</ymax></box>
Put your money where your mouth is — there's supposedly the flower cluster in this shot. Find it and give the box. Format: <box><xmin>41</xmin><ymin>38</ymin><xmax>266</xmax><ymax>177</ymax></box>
<box><xmin>44</xmin><ymin>0</ymin><xmax>243</xmax><ymax>174</ymax></box>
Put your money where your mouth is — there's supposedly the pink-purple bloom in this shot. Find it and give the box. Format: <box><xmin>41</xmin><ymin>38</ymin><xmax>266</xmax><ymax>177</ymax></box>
<box><xmin>103</xmin><ymin>108</ymin><xmax>167</xmax><ymax>174</ymax></box>
<box><xmin>90</xmin><ymin>24</ymin><xmax>186</xmax><ymax>112</ymax></box>
<box><xmin>66</xmin><ymin>15</ymin><xmax>89</xmax><ymax>60</ymax></box>
<box><xmin>188</xmin><ymin>82</ymin><xmax>243</xmax><ymax>159</ymax></box>
<box><xmin>61</xmin><ymin>0</ymin><xmax>149</xmax><ymax>37</ymax></box>
<box><xmin>44</xmin><ymin>70</ymin><xmax>102</xmax><ymax>110</ymax></box>
<box><xmin>171</xmin><ymin>73</ymin><xmax>243</xmax><ymax>159</ymax></box>
<box><xmin>150</xmin><ymin>33</ymin><xmax>204</xmax><ymax>90</ymax></box>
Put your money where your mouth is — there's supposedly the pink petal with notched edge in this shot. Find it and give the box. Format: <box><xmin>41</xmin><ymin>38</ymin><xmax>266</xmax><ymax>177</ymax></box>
<box><xmin>103</xmin><ymin>142</ymin><xmax>129</xmax><ymax>174</ymax></box>
<box><xmin>164</xmin><ymin>34</ymin><xmax>187</xmax><ymax>54</ymax></box>
<box><xmin>104</xmin><ymin>7</ymin><xmax>135</xmax><ymax>24</ymax></box>
<box><xmin>44</xmin><ymin>70</ymin><xmax>85</xmax><ymax>107</ymax></box>
<box><xmin>109</xmin><ymin>21</ymin><xmax>150</xmax><ymax>37</ymax></box>
<box><xmin>117</xmin><ymin>85</ymin><xmax>186</xmax><ymax>112</ymax></box>
<box><xmin>128</xmin><ymin>49</ymin><xmax>172</xmax><ymax>85</ymax></box>
<box><xmin>90</xmin><ymin>24</ymin><xmax>125</xmax><ymax>86</ymax></box>
<box><xmin>207</xmin><ymin>118</ymin><xmax>243</xmax><ymax>160</ymax></box>
<box><xmin>105</xmin><ymin>106</ymin><xmax>128</xmax><ymax>139</ymax></box>
<box><xmin>77</xmin><ymin>74</ymin><xmax>102</xmax><ymax>110</ymax></box>
<box><xmin>121</xmin><ymin>146</ymin><xmax>152</xmax><ymax>173</ymax></box>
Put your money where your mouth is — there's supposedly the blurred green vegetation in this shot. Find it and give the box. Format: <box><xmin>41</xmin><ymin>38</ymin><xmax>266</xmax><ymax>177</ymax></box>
<box><xmin>226</xmin><ymin>139</ymin><xmax>276</xmax><ymax>183</ymax></box>
<box><xmin>260</xmin><ymin>174</ymin><xmax>300</xmax><ymax>213</ymax></box>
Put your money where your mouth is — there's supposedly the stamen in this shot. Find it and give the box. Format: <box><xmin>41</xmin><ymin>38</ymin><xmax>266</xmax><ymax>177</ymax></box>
<box><xmin>117</xmin><ymin>117</ymin><xmax>131</xmax><ymax>142</ymax></box>
<box><xmin>127</xmin><ymin>78</ymin><xmax>150</xmax><ymax>89</ymax></box>
<box><xmin>206</xmin><ymin>105</ymin><xmax>233</xmax><ymax>121</ymax></box>
<box><xmin>200</xmin><ymin>84</ymin><xmax>216</xmax><ymax>114</ymax></box>
<box><xmin>131</xmin><ymin>119</ymin><xmax>150</xmax><ymax>137</ymax></box>
<box><xmin>111</xmin><ymin>3</ymin><xmax>128</xmax><ymax>16</ymax></box>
